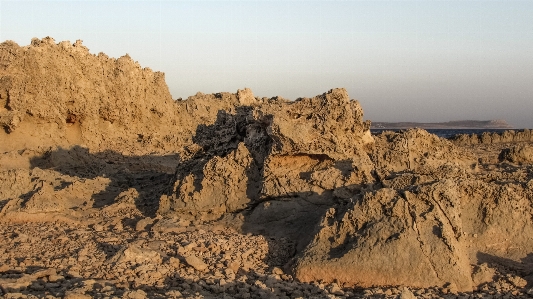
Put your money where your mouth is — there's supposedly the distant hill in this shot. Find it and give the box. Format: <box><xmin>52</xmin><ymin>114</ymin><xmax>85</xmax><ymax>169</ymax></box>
<box><xmin>371</xmin><ymin>120</ymin><xmax>513</xmax><ymax>129</ymax></box>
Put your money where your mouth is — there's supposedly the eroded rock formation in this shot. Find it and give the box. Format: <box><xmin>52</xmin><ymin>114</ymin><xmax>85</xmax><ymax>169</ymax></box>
<box><xmin>159</xmin><ymin>88</ymin><xmax>374</xmax><ymax>223</ymax></box>
<box><xmin>450</xmin><ymin>129</ymin><xmax>533</xmax><ymax>146</ymax></box>
<box><xmin>1</xmin><ymin>37</ymin><xmax>533</xmax><ymax>297</ymax></box>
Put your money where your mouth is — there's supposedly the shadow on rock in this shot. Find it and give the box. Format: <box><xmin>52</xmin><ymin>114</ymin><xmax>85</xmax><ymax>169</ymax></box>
<box><xmin>477</xmin><ymin>251</ymin><xmax>533</xmax><ymax>287</ymax></box>
<box><xmin>239</xmin><ymin>190</ymin><xmax>340</xmax><ymax>254</ymax></box>
<box><xmin>28</xmin><ymin>146</ymin><xmax>180</xmax><ymax>217</ymax></box>
<box><xmin>174</xmin><ymin>106</ymin><xmax>272</xmax><ymax>199</ymax></box>
<box><xmin>0</xmin><ymin>265</ymin><xmax>332</xmax><ymax>299</ymax></box>
<box><xmin>164</xmin><ymin>106</ymin><xmax>348</xmax><ymax>257</ymax></box>
<box><xmin>160</xmin><ymin>106</ymin><xmax>273</xmax><ymax>218</ymax></box>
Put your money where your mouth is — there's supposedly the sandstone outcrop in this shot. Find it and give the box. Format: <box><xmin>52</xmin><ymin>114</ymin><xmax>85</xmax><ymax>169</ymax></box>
<box><xmin>293</xmin><ymin>171</ymin><xmax>533</xmax><ymax>291</ymax></box>
<box><xmin>1</xmin><ymin>37</ymin><xmax>533</xmax><ymax>297</ymax></box>
<box><xmin>370</xmin><ymin>128</ymin><xmax>477</xmax><ymax>177</ymax></box>
<box><xmin>0</xmin><ymin>37</ymin><xmax>181</xmax><ymax>155</ymax></box>
<box><xmin>290</xmin><ymin>129</ymin><xmax>533</xmax><ymax>291</ymax></box>
<box><xmin>159</xmin><ymin>88</ymin><xmax>374</xmax><ymax>223</ymax></box>
<box><xmin>499</xmin><ymin>144</ymin><xmax>533</xmax><ymax>164</ymax></box>
<box><xmin>450</xmin><ymin>129</ymin><xmax>533</xmax><ymax>146</ymax></box>
<box><xmin>294</xmin><ymin>185</ymin><xmax>473</xmax><ymax>291</ymax></box>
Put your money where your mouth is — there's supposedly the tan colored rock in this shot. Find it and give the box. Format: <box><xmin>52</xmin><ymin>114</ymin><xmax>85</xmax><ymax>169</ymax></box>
<box><xmin>161</xmin><ymin>88</ymin><xmax>375</xmax><ymax>239</ymax></box>
<box><xmin>370</xmin><ymin>128</ymin><xmax>476</xmax><ymax>176</ymax></box>
<box><xmin>63</xmin><ymin>291</ymin><xmax>92</xmax><ymax>299</ymax></box>
<box><xmin>0</xmin><ymin>268</ymin><xmax>56</xmax><ymax>292</ymax></box>
<box><xmin>471</xmin><ymin>263</ymin><xmax>496</xmax><ymax>287</ymax></box>
<box><xmin>123</xmin><ymin>289</ymin><xmax>147</xmax><ymax>299</ymax></box>
<box><xmin>263</xmin><ymin>88</ymin><xmax>372</xmax><ymax>159</ymax></box>
<box><xmin>294</xmin><ymin>183</ymin><xmax>474</xmax><ymax>292</ymax></box>
<box><xmin>3</xmin><ymin>36</ymin><xmax>533</xmax><ymax>297</ymax></box>
<box><xmin>499</xmin><ymin>144</ymin><xmax>533</xmax><ymax>164</ymax></box>
<box><xmin>135</xmin><ymin>217</ymin><xmax>154</xmax><ymax>231</ymax></box>
<box><xmin>399</xmin><ymin>287</ymin><xmax>416</xmax><ymax>299</ymax></box>
<box><xmin>450</xmin><ymin>129</ymin><xmax>533</xmax><ymax>146</ymax></box>
<box><xmin>507</xmin><ymin>275</ymin><xmax>527</xmax><ymax>288</ymax></box>
<box><xmin>185</xmin><ymin>255</ymin><xmax>208</xmax><ymax>272</ymax></box>
<box><xmin>0</xmin><ymin>37</ymin><xmax>180</xmax><ymax>155</ymax></box>
<box><xmin>237</xmin><ymin>88</ymin><xmax>257</xmax><ymax>106</ymax></box>
<box><xmin>169</xmin><ymin>257</ymin><xmax>180</xmax><ymax>268</ymax></box>
<box><xmin>20</xmin><ymin>178</ymin><xmax>108</xmax><ymax>213</ymax></box>
<box><xmin>160</xmin><ymin>142</ymin><xmax>255</xmax><ymax>219</ymax></box>
<box><xmin>272</xmin><ymin>267</ymin><xmax>284</xmax><ymax>275</ymax></box>
<box><xmin>108</xmin><ymin>244</ymin><xmax>161</xmax><ymax>265</ymax></box>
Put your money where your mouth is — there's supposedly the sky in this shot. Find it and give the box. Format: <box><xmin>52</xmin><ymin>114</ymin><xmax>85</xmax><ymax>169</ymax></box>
<box><xmin>1</xmin><ymin>1</ymin><xmax>532</xmax><ymax>128</ymax></box>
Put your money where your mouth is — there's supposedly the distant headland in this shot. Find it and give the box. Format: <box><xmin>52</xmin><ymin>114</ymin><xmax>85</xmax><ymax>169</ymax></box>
<box><xmin>371</xmin><ymin>119</ymin><xmax>513</xmax><ymax>129</ymax></box>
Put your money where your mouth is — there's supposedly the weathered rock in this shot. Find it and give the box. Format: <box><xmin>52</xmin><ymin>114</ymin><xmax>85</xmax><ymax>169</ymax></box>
<box><xmin>499</xmin><ymin>144</ymin><xmax>533</xmax><ymax>164</ymax></box>
<box><xmin>294</xmin><ymin>183</ymin><xmax>474</xmax><ymax>291</ymax></box>
<box><xmin>160</xmin><ymin>88</ymin><xmax>374</xmax><ymax>231</ymax></box>
<box><xmin>169</xmin><ymin>257</ymin><xmax>180</xmax><ymax>268</ymax></box>
<box><xmin>507</xmin><ymin>275</ymin><xmax>527</xmax><ymax>288</ymax></box>
<box><xmin>471</xmin><ymin>263</ymin><xmax>496</xmax><ymax>287</ymax></box>
<box><xmin>399</xmin><ymin>287</ymin><xmax>416</xmax><ymax>299</ymax></box>
<box><xmin>108</xmin><ymin>244</ymin><xmax>161</xmax><ymax>265</ymax></box>
<box><xmin>20</xmin><ymin>178</ymin><xmax>108</xmax><ymax>213</ymax></box>
<box><xmin>2</xmin><ymin>37</ymin><xmax>533</xmax><ymax>297</ymax></box>
<box><xmin>237</xmin><ymin>88</ymin><xmax>258</xmax><ymax>106</ymax></box>
<box><xmin>0</xmin><ymin>268</ymin><xmax>56</xmax><ymax>292</ymax></box>
<box><xmin>450</xmin><ymin>129</ymin><xmax>533</xmax><ymax>146</ymax></box>
<box><xmin>123</xmin><ymin>289</ymin><xmax>147</xmax><ymax>299</ymax></box>
<box><xmin>63</xmin><ymin>291</ymin><xmax>92</xmax><ymax>299</ymax></box>
<box><xmin>160</xmin><ymin>142</ymin><xmax>256</xmax><ymax>219</ymax></box>
<box><xmin>262</xmin><ymin>88</ymin><xmax>372</xmax><ymax>159</ymax></box>
<box><xmin>135</xmin><ymin>217</ymin><xmax>154</xmax><ymax>232</ymax></box>
<box><xmin>0</xmin><ymin>37</ymin><xmax>180</xmax><ymax>155</ymax></box>
<box><xmin>370</xmin><ymin>128</ymin><xmax>476</xmax><ymax>177</ymax></box>
<box><xmin>185</xmin><ymin>255</ymin><xmax>208</xmax><ymax>272</ymax></box>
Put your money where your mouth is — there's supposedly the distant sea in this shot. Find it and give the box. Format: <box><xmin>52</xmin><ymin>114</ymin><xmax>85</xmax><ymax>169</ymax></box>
<box><xmin>370</xmin><ymin>128</ymin><xmax>511</xmax><ymax>139</ymax></box>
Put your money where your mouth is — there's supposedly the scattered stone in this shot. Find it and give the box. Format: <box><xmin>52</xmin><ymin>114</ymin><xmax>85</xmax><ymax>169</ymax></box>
<box><xmin>272</xmin><ymin>267</ymin><xmax>284</xmax><ymax>275</ymax></box>
<box><xmin>400</xmin><ymin>287</ymin><xmax>417</xmax><ymax>299</ymax></box>
<box><xmin>110</xmin><ymin>244</ymin><xmax>161</xmax><ymax>265</ymax></box>
<box><xmin>122</xmin><ymin>289</ymin><xmax>147</xmax><ymax>299</ymax></box>
<box><xmin>63</xmin><ymin>291</ymin><xmax>92</xmax><ymax>299</ymax></box>
<box><xmin>507</xmin><ymin>274</ymin><xmax>527</xmax><ymax>288</ymax></box>
<box><xmin>328</xmin><ymin>283</ymin><xmax>344</xmax><ymax>295</ymax></box>
<box><xmin>472</xmin><ymin>263</ymin><xmax>496</xmax><ymax>287</ymax></box>
<box><xmin>169</xmin><ymin>257</ymin><xmax>180</xmax><ymax>268</ymax></box>
<box><xmin>185</xmin><ymin>255</ymin><xmax>208</xmax><ymax>272</ymax></box>
<box><xmin>135</xmin><ymin>218</ymin><xmax>154</xmax><ymax>232</ymax></box>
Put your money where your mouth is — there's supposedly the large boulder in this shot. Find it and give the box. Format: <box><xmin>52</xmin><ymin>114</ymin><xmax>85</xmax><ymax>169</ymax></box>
<box><xmin>293</xmin><ymin>170</ymin><xmax>533</xmax><ymax>291</ymax></box>
<box><xmin>294</xmin><ymin>181</ymin><xmax>474</xmax><ymax>292</ymax></box>
<box><xmin>159</xmin><ymin>142</ymin><xmax>256</xmax><ymax>220</ymax></box>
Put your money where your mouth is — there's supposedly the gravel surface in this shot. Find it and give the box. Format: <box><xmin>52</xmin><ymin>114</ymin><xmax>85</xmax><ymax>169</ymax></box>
<box><xmin>1</xmin><ymin>218</ymin><xmax>531</xmax><ymax>298</ymax></box>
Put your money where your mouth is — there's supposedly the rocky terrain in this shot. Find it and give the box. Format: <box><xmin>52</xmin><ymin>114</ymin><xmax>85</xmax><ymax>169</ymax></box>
<box><xmin>372</xmin><ymin>120</ymin><xmax>513</xmax><ymax>129</ymax></box>
<box><xmin>1</xmin><ymin>37</ymin><xmax>533</xmax><ymax>299</ymax></box>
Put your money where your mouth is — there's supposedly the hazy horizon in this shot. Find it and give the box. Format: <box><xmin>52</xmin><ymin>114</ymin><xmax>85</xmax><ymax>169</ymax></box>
<box><xmin>1</xmin><ymin>1</ymin><xmax>532</xmax><ymax>128</ymax></box>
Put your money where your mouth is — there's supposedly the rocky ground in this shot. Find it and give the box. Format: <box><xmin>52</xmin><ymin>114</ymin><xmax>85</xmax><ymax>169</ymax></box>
<box><xmin>1</xmin><ymin>141</ymin><xmax>533</xmax><ymax>299</ymax></box>
<box><xmin>2</xmin><ymin>38</ymin><xmax>533</xmax><ymax>298</ymax></box>
<box><xmin>0</xmin><ymin>212</ymin><xmax>531</xmax><ymax>299</ymax></box>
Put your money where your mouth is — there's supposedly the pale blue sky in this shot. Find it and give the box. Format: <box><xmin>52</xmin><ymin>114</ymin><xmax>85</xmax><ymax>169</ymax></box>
<box><xmin>1</xmin><ymin>1</ymin><xmax>532</xmax><ymax>127</ymax></box>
